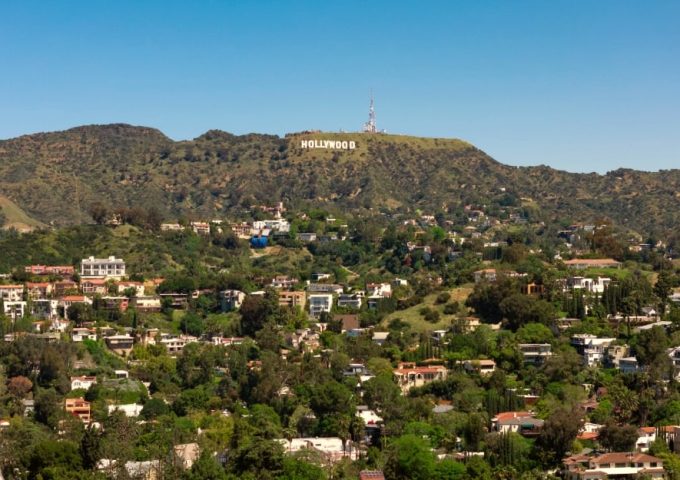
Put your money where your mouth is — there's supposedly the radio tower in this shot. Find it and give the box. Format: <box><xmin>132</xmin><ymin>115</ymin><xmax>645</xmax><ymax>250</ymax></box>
<box><xmin>363</xmin><ymin>93</ymin><xmax>377</xmax><ymax>133</ymax></box>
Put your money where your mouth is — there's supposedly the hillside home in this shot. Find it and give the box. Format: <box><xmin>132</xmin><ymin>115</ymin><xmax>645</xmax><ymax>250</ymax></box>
<box><xmin>54</xmin><ymin>280</ymin><xmax>78</xmax><ymax>296</ymax></box>
<box><xmin>393</xmin><ymin>362</ymin><xmax>448</xmax><ymax>394</ymax></box>
<box><xmin>337</xmin><ymin>293</ymin><xmax>363</xmax><ymax>310</ymax></box>
<box><xmin>308</xmin><ymin>294</ymin><xmax>334</xmax><ymax>318</ymax></box>
<box><xmin>565</xmin><ymin>276</ymin><xmax>611</xmax><ymax>294</ymax></box>
<box><xmin>71</xmin><ymin>376</ymin><xmax>97</xmax><ymax>391</ymax></box>
<box><xmin>518</xmin><ymin>343</ymin><xmax>552</xmax><ymax>366</ymax></box>
<box><xmin>25</xmin><ymin>265</ymin><xmax>75</xmax><ymax>276</ymax></box>
<box><xmin>2</xmin><ymin>301</ymin><xmax>27</xmax><ymax>320</ymax></box>
<box><xmin>26</xmin><ymin>282</ymin><xmax>53</xmax><ymax>299</ymax></box>
<box><xmin>619</xmin><ymin>357</ymin><xmax>640</xmax><ymax>374</ymax></box>
<box><xmin>270</xmin><ymin>275</ymin><xmax>298</xmax><ymax>290</ymax></box>
<box><xmin>81</xmin><ymin>278</ymin><xmax>108</xmax><ymax>295</ymax></box>
<box><xmin>219</xmin><ymin>290</ymin><xmax>246</xmax><ymax>311</ymax></box>
<box><xmin>0</xmin><ymin>285</ymin><xmax>24</xmax><ymax>302</ymax></box>
<box><xmin>108</xmin><ymin>404</ymin><xmax>144</xmax><ymax>417</ymax></box>
<box><xmin>366</xmin><ymin>283</ymin><xmax>392</xmax><ymax>298</ymax></box>
<box><xmin>563</xmin><ymin>452</ymin><xmax>664</xmax><ymax>479</ymax></box>
<box><xmin>190</xmin><ymin>222</ymin><xmax>210</xmax><ymax>235</ymax></box>
<box><xmin>298</xmin><ymin>232</ymin><xmax>317</xmax><ymax>243</ymax></box>
<box><xmin>307</xmin><ymin>283</ymin><xmax>344</xmax><ymax>295</ymax></box>
<box><xmin>277</xmin><ymin>437</ymin><xmax>357</xmax><ymax>462</ymax></box>
<box><xmin>564</xmin><ymin>258</ymin><xmax>622</xmax><ymax>269</ymax></box>
<box><xmin>117</xmin><ymin>281</ymin><xmax>145</xmax><ymax>296</ymax></box>
<box><xmin>65</xmin><ymin>398</ymin><xmax>91</xmax><ymax>423</ymax></box>
<box><xmin>462</xmin><ymin>359</ymin><xmax>497</xmax><ymax>376</ymax></box>
<box><xmin>473</xmin><ymin>269</ymin><xmax>497</xmax><ymax>283</ymax></box>
<box><xmin>571</xmin><ymin>334</ymin><xmax>617</xmax><ymax>366</ymax></box>
<box><xmin>131</xmin><ymin>296</ymin><xmax>161</xmax><ymax>312</ymax></box>
<box><xmin>105</xmin><ymin>334</ymin><xmax>135</xmax><ymax>357</ymax></box>
<box><xmin>491</xmin><ymin>411</ymin><xmax>544</xmax><ymax>437</ymax></box>
<box><xmin>72</xmin><ymin>328</ymin><xmax>97</xmax><ymax>342</ymax></box>
<box><xmin>80</xmin><ymin>256</ymin><xmax>126</xmax><ymax>279</ymax></box>
<box><xmin>278</xmin><ymin>290</ymin><xmax>306</xmax><ymax>309</ymax></box>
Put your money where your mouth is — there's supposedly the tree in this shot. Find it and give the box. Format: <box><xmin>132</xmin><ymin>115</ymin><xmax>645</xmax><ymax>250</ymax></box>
<box><xmin>597</xmin><ymin>421</ymin><xmax>639</xmax><ymax>452</ymax></box>
<box><xmin>384</xmin><ymin>434</ymin><xmax>437</xmax><ymax>480</ymax></box>
<box><xmin>89</xmin><ymin>202</ymin><xmax>109</xmax><ymax>225</ymax></box>
<box><xmin>183</xmin><ymin>451</ymin><xmax>227</xmax><ymax>480</ymax></box>
<box><xmin>7</xmin><ymin>375</ymin><xmax>33</xmax><ymax>399</ymax></box>
<box><xmin>67</xmin><ymin>302</ymin><xmax>94</xmax><ymax>327</ymax></box>
<box><xmin>535</xmin><ymin>407</ymin><xmax>582</xmax><ymax>466</ymax></box>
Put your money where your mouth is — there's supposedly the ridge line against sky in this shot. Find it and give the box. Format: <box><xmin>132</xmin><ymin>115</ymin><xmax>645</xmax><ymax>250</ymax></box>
<box><xmin>1</xmin><ymin>0</ymin><xmax>679</xmax><ymax>173</ymax></box>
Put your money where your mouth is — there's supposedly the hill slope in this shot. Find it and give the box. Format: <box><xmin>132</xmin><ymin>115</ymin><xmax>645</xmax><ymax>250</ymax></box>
<box><xmin>1</xmin><ymin>124</ymin><xmax>679</xmax><ymax>235</ymax></box>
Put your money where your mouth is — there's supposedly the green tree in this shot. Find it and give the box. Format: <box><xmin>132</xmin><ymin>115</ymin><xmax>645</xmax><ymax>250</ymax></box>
<box><xmin>384</xmin><ymin>434</ymin><xmax>437</xmax><ymax>480</ymax></box>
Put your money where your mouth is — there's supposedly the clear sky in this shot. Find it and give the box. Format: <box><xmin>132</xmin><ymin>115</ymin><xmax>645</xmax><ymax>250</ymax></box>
<box><xmin>1</xmin><ymin>1</ymin><xmax>679</xmax><ymax>173</ymax></box>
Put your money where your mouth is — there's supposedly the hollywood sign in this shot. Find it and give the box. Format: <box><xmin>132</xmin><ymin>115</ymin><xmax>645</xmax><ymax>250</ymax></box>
<box><xmin>300</xmin><ymin>139</ymin><xmax>356</xmax><ymax>150</ymax></box>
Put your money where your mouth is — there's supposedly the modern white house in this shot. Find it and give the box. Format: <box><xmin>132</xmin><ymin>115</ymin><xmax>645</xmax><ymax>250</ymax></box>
<box><xmin>308</xmin><ymin>293</ymin><xmax>333</xmax><ymax>318</ymax></box>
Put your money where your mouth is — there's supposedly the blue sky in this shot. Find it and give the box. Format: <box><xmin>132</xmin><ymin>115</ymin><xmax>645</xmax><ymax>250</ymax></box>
<box><xmin>1</xmin><ymin>1</ymin><xmax>678</xmax><ymax>173</ymax></box>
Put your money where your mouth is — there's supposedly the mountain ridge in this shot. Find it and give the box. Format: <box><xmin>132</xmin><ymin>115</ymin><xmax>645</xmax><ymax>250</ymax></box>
<box><xmin>1</xmin><ymin>124</ymin><xmax>679</xmax><ymax>236</ymax></box>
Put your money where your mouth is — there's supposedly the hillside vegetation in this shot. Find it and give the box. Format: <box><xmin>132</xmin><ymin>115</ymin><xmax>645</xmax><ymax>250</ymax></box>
<box><xmin>1</xmin><ymin>124</ymin><xmax>680</xmax><ymax>236</ymax></box>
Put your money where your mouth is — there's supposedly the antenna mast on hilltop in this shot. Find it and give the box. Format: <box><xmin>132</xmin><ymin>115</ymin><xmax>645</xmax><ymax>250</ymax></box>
<box><xmin>363</xmin><ymin>92</ymin><xmax>377</xmax><ymax>133</ymax></box>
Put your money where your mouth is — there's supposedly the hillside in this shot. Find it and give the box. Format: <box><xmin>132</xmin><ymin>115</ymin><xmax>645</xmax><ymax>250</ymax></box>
<box><xmin>1</xmin><ymin>124</ymin><xmax>679</xmax><ymax>235</ymax></box>
<box><xmin>0</xmin><ymin>194</ymin><xmax>47</xmax><ymax>232</ymax></box>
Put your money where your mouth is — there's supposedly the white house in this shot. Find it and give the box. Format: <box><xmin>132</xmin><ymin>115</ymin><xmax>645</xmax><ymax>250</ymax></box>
<box><xmin>308</xmin><ymin>294</ymin><xmax>333</xmax><ymax>318</ymax></box>
<box><xmin>80</xmin><ymin>256</ymin><xmax>126</xmax><ymax>279</ymax></box>
<box><xmin>2</xmin><ymin>301</ymin><xmax>27</xmax><ymax>320</ymax></box>
<box><xmin>71</xmin><ymin>376</ymin><xmax>97</xmax><ymax>391</ymax></box>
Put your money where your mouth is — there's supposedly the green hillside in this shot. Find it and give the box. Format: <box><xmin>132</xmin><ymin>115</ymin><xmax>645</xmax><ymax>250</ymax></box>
<box><xmin>1</xmin><ymin>124</ymin><xmax>680</xmax><ymax>236</ymax></box>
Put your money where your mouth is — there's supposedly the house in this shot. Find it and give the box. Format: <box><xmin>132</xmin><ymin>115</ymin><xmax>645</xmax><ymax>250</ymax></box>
<box><xmin>359</xmin><ymin>471</ymin><xmax>385</xmax><ymax>480</ymax></box>
<box><xmin>312</xmin><ymin>273</ymin><xmax>332</xmax><ymax>282</ymax></box>
<box><xmin>636</xmin><ymin>427</ymin><xmax>656</xmax><ymax>452</ymax></box>
<box><xmin>298</xmin><ymin>232</ymin><xmax>317</xmax><ymax>243</ymax></box>
<box><xmin>366</xmin><ymin>283</ymin><xmax>392</xmax><ymax>298</ymax></box>
<box><xmin>72</xmin><ymin>327</ymin><xmax>97</xmax><ymax>342</ymax></box>
<box><xmin>278</xmin><ymin>290</ymin><xmax>306</xmax><ymax>309</ymax></box>
<box><xmin>24</xmin><ymin>265</ymin><xmax>75</xmax><ymax>277</ymax></box>
<box><xmin>462</xmin><ymin>359</ymin><xmax>497</xmax><ymax>376</ymax></box>
<box><xmin>54</xmin><ymin>280</ymin><xmax>78</xmax><ymax>296</ymax></box>
<box><xmin>108</xmin><ymin>404</ymin><xmax>144</xmax><ymax>417</ymax></box>
<box><xmin>158</xmin><ymin>293</ymin><xmax>189</xmax><ymax>309</ymax></box>
<box><xmin>337</xmin><ymin>293</ymin><xmax>362</xmax><ymax>310</ymax></box>
<box><xmin>619</xmin><ymin>357</ymin><xmax>640</xmax><ymax>374</ymax></box>
<box><xmin>105</xmin><ymin>335</ymin><xmax>135</xmax><ymax>357</ymax></box>
<box><xmin>393</xmin><ymin>362</ymin><xmax>448</xmax><ymax>394</ymax></box>
<box><xmin>160</xmin><ymin>335</ymin><xmax>191</xmax><ymax>355</ymax></box>
<box><xmin>372</xmin><ymin>331</ymin><xmax>390</xmax><ymax>345</ymax></box>
<box><xmin>253</xmin><ymin>219</ymin><xmax>290</xmax><ymax>233</ymax></box>
<box><xmin>563</xmin><ymin>452</ymin><xmax>664</xmax><ymax>479</ymax></box>
<box><xmin>277</xmin><ymin>437</ymin><xmax>357</xmax><ymax>462</ymax></box>
<box><xmin>101</xmin><ymin>296</ymin><xmax>129</xmax><ymax>312</ymax></box>
<box><xmin>131</xmin><ymin>296</ymin><xmax>162</xmax><ymax>312</ymax></box>
<box><xmin>160</xmin><ymin>223</ymin><xmax>183</xmax><ymax>232</ymax></box>
<box><xmin>307</xmin><ymin>283</ymin><xmax>344</xmax><ymax>295</ymax></box>
<box><xmin>474</xmin><ymin>269</ymin><xmax>497</xmax><ymax>283</ymax></box>
<box><xmin>31</xmin><ymin>299</ymin><xmax>60</xmax><ymax>321</ymax></box>
<box><xmin>81</xmin><ymin>278</ymin><xmax>108</xmax><ymax>295</ymax></box>
<box><xmin>334</xmin><ymin>314</ymin><xmax>360</xmax><ymax>333</ymax></box>
<box><xmin>80</xmin><ymin>256</ymin><xmax>126</xmax><ymax>279</ymax></box>
<box><xmin>571</xmin><ymin>334</ymin><xmax>616</xmax><ymax>367</ymax></box>
<box><xmin>71</xmin><ymin>376</ymin><xmax>97</xmax><ymax>391</ymax></box>
<box><xmin>565</xmin><ymin>276</ymin><xmax>611</xmax><ymax>294</ymax></box>
<box><xmin>564</xmin><ymin>258</ymin><xmax>622</xmax><ymax>269</ymax></box>
<box><xmin>173</xmin><ymin>443</ymin><xmax>200</xmax><ymax>470</ymax></box>
<box><xmin>0</xmin><ymin>285</ymin><xmax>24</xmax><ymax>302</ymax></box>
<box><xmin>518</xmin><ymin>344</ymin><xmax>552</xmax><ymax>365</ymax></box>
<box><xmin>308</xmin><ymin>294</ymin><xmax>334</xmax><ymax>318</ymax></box>
<box><xmin>26</xmin><ymin>282</ymin><xmax>53</xmax><ymax>299</ymax></box>
<box><xmin>491</xmin><ymin>411</ymin><xmax>544</xmax><ymax>437</ymax></box>
<box><xmin>118</xmin><ymin>281</ymin><xmax>145</xmax><ymax>296</ymax></box>
<box><xmin>220</xmin><ymin>290</ymin><xmax>246</xmax><ymax>311</ymax></box>
<box><xmin>2</xmin><ymin>301</ymin><xmax>27</xmax><ymax>320</ymax></box>
<box><xmin>65</xmin><ymin>398</ymin><xmax>91</xmax><ymax>423</ymax></box>
<box><xmin>190</xmin><ymin>222</ymin><xmax>210</xmax><ymax>235</ymax></box>
<box><xmin>270</xmin><ymin>275</ymin><xmax>298</xmax><ymax>290</ymax></box>
<box><xmin>60</xmin><ymin>295</ymin><xmax>93</xmax><ymax>315</ymax></box>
